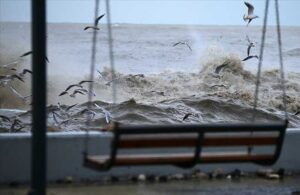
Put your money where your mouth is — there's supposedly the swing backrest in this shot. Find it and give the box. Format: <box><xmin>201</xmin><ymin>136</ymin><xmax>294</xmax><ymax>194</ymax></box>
<box><xmin>84</xmin><ymin>122</ymin><xmax>287</xmax><ymax>171</ymax></box>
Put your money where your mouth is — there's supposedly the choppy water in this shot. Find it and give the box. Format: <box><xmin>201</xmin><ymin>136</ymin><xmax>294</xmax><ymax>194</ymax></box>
<box><xmin>1</xmin><ymin>22</ymin><xmax>300</xmax><ymax>132</ymax></box>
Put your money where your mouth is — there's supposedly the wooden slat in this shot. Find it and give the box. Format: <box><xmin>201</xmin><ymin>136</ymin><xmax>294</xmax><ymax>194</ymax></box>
<box><xmin>119</xmin><ymin>135</ymin><xmax>278</xmax><ymax>148</ymax></box>
<box><xmin>85</xmin><ymin>152</ymin><xmax>275</xmax><ymax>167</ymax></box>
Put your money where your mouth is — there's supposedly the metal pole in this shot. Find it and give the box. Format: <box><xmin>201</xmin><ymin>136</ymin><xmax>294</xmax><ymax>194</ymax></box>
<box><xmin>29</xmin><ymin>0</ymin><xmax>47</xmax><ymax>194</ymax></box>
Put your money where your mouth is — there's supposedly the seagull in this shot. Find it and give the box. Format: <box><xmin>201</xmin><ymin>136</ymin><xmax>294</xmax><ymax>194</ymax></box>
<box><xmin>242</xmin><ymin>55</ymin><xmax>259</xmax><ymax>61</ymax></box>
<box><xmin>246</xmin><ymin>35</ymin><xmax>256</xmax><ymax>56</ymax></box>
<box><xmin>94</xmin><ymin>103</ymin><xmax>112</xmax><ymax>124</ymax></box>
<box><xmin>173</xmin><ymin>41</ymin><xmax>192</xmax><ymax>51</ymax></box>
<box><xmin>84</xmin><ymin>14</ymin><xmax>105</xmax><ymax>31</ymax></box>
<box><xmin>8</xmin><ymin>85</ymin><xmax>31</xmax><ymax>102</ymax></box>
<box><xmin>64</xmin><ymin>80</ymin><xmax>93</xmax><ymax>92</ymax></box>
<box><xmin>19</xmin><ymin>51</ymin><xmax>49</xmax><ymax>63</ymax></box>
<box><xmin>243</xmin><ymin>2</ymin><xmax>259</xmax><ymax>26</ymax></box>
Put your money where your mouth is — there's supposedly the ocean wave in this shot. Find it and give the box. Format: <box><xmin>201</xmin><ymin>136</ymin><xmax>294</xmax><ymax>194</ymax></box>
<box><xmin>1</xmin><ymin>47</ymin><xmax>300</xmax><ymax>132</ymax></box>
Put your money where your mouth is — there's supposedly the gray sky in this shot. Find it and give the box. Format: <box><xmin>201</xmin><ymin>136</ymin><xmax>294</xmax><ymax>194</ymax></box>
<box><xmin>0</xmin><ymin>0</ymin><xmax>299</xmax><ymax>26</ymax></box>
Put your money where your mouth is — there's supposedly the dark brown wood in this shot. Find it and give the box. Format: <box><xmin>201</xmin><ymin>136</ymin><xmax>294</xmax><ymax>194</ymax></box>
<box><xmin>119</xmin><ymin>135</ymin><xmax>278</xmax><ymax>148</ymax></box>
<box><xmin>84</xmin><ymin>123</ymin><xmax>287</xmax><ymax>170</ymax></box>
<box><xmin>85</xmin><ymin>152</ymin><xmax>274</xmax><ymax>166</ymax></box>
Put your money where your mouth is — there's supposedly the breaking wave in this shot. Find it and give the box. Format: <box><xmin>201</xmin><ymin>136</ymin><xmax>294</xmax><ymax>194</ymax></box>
<box><xmin>1</xmin><ymin>47</ymin><xmax>300</xmax><ymax>132</ymax></box>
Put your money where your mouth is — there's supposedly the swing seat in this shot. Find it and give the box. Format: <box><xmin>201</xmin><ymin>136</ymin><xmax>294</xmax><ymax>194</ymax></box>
<box><xmin>84</xmin><ymin>122</ymin><xmax>287</xmax><ymax>171</ymax></box>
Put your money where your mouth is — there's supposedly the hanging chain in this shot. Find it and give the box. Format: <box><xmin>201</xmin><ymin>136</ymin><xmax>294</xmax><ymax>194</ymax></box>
<box><xmin>84</xmin><ymin>0</ymin><xmax>100</xmax><ymax>156</ymax></box>
<box><xmin>252</xmin><ymin>0</ymin><xmax>270</xmax><ymax>122</ymax></box>
<box><xmin>106</xmin><ymin>0</ymin><xmax>117</xmax><ymax>104</ymax></box>
<box><xmin>275</xmin><ymin>0</ymin><xmax>288</xmax><ymax>120</ymax></box>
<box><xmin>248</xmin><ymin>0</ymin><xmax>270</xmax><ymax>154</ymax></box>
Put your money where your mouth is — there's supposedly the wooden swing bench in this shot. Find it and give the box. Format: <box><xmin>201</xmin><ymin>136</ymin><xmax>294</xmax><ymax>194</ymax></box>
<box><xmin>84</xmin><ymin>122</ymin><xmax>287</xmax><ymax>171</ymax></box>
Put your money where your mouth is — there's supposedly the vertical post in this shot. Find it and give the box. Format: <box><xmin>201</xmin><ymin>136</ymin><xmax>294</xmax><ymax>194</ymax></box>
<box><xmin>30</xmin><ymin>0</ymin><xmax>47</xmax><ymax>194</ymax></box>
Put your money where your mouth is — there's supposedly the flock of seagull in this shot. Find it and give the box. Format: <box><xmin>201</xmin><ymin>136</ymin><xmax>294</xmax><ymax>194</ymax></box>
<box><xmin>0</xmin><ymin>1</ymin><xmax>298</xmax><ymax>130</ymax></box>
<box><xmin>0</xmin><ymin>14</ymin><xmax>111</xmax><ymax>132</ymax></box>
<box><xmin>213</xmin><ymin>1</ymin><xmax>259</xmax><ymax>76</ymax></box>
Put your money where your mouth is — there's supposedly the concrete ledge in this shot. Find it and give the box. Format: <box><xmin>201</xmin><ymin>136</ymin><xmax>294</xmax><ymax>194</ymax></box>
<box><xmin>0</xmin><ymin>129</ymin><xmax>300</xmax><ymax>184</ymax></box>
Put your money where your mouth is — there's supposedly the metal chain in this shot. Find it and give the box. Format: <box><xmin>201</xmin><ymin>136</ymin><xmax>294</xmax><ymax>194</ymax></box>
<box><xmin>252</xmin><ymin>0</ymin><xmax>270</xmax><ymax>122</ymax></box>
<box><xmin>275</xmin><ymin>0</ymin><xmax>288</xmax><ymax>120</ymax></box>
<box><xmin>248</xmin><ymin>0</ymin><xmax>270</xmax><ymax>154</ymax></box>
<box><xmin>106</xmin><ymin>0</ymin><xmax>117</xmax><ymax>104</ymax></box>
<box><xmin>84</xmin><ymin>0</ymin><xmax>100</xmax><ymax>155</ymax></box>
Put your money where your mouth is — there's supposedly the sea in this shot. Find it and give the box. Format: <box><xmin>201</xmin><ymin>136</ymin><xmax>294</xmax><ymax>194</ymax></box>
<box><xmin>1</xmin><ymin>22</ymin><xmax>300</xmax><ymax>132</ymax></box>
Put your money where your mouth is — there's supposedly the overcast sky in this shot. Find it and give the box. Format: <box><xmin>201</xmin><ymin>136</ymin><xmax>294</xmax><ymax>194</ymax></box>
<box><xmin>0</xmin><ymin>0</ymin><xmax>299</xmax><ymax>26</ymax></box>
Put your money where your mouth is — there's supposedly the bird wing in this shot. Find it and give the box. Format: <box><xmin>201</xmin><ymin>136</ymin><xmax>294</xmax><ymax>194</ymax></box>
<box><xmin>8</xmin><ymin>85</ymin><xmax>25</xmax><ymax>99</ymax></box>
<box><xmin>65</xmin><ymin>103</ymin><xmax>78</xmax><ymax>111</ymax></box>
<box><xmin>11</xmin><ymin>74</ymin><xmax>25</xmax><ymax>82</ymax></box>
<box><xmin>52</xmin><ymin>112</ymin><xmax>59</xmax><ymax>125</ymax></box>
<box><xmin>245</xmin><ymin>2</ymin><xmax>254</xmax><ymax>15</ymax></box>
<box><xmin>20</xmin><ymin>51</ymin><xmax>33</xmax><ymax>58</ymax></box>
<box><xmin>65</xmin><ymin>84</ymin><xmax>78</xmax><ymax>92</ymax></box>
<box><xmin>246</xmin><ymin>35</ymin><xmax>251</xmax><ymax>44</ymax></box>
<box><xmin>242</xmin><ymin>56</ymin><xmax>258</xmax><ymax>61</ymax></box>
<box><xmin>22</xmin><ymin>69</ymin><xmax>33</xmax><ymax>75</ymax></box>
<box><xmin>79</xmin><ymin>80</ymin><xmax>93</xmax><ymax>85</ymax></box>
<box><xmin>247</xmin><ymin>45</ymin><xmax>251</xmax><ymax>56</ymax></box>
<box><xmin>95</xmin><ymin>14</ymin><xmax>105</xmax><ymax>26</ymax></box>
<box><xmin>183</xmin><ymin>113</ymin><xmax>192</xmax><ymax>121</ymax></box>
<box><xmin>242</xmin><ymin>56</ymin><xmax>250</xmax><ymax>61</ymax></box>
<box><xmin>215</xmin><ymin>63</ymin><xmax>228</xmax><ymax>74</ymax></box>
<box><xmin>84</xmin><ymin>26</ymin><xmax>99</xmax><ymax>31</ymax></box>
<box><xmin>185</xmin><ymin>43</ymin><xmax>192</xmax><ymax>51</ymax></box>
<box><xmin>173</xmin><ymin>42</ymin><xmax>181</xmax><ymax>47</ymax></box>
<box><xmin>76</xmin><ymin>88</ymin><xmax>88</xmax><ymax>93</ymax></box>
<box><xmin>45</xmin><ymin>56</ymin><xmax>49</xmax><ymax>63</ymax></box>
<box><xmin>73</xmin><ymin>90</ymin><xmax>85</xmax><ymax>95</ymax></box>
<box><xmin>59</xmin><ymin>91</ymin><xmax>68</xmax><ymax>96</ymax></box>
<box><xmin>0</xmin><ymin>115</ymin><xmax>11</xmax><ymax>122</ymax></box>
<box><xmin>0</xmin><ymin>60</ymin><xmax>19</xmax><ymax>68</ymax></box>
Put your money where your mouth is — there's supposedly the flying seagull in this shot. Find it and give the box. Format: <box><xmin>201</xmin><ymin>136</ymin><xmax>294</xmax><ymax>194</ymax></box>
<box><xmin>94</xmin><ymin>103</ymin><xmax>112</xmax><ymax>124</ymax></box>
<box><xmin>64</xmin><ymin>80</ymin><xmax>93</xmax><ymax>92</ymax></box>
<box><xmin>59</xmin><ymin>90</ymin><xmax>85</xmax><ymax>98</ymax></box>
<box><xmin>173</xmin><ymin>41</ymin><xmax>192</xmax><ymax>51</ymax></box>
<box><xmin>20</xmin><ymin>51</ymin><xmax>49</xmax><ymax>63</ymax></box>
<box><xmin>246</xmin><ymin>35</ymin><xmax>256</xmax><ymax>56</ymax></box>
<box><xmin>8</xmin><ymin>85</ymin><xmax>31</xmax><ymax>102</ymax></box>
<box><xmin>242</xmin><ymin>55</ymin><xmax>259</xmax><ymax>61</ymax></box>
<box><xmin>243</xmin><ymin>2</ymin><xmax>259</xmax><ymax>26</ymax></box>
<box><xmin>84</xmin><ymin>14</ymin><xmax>105</xmax><ymax>31</ymax></box>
